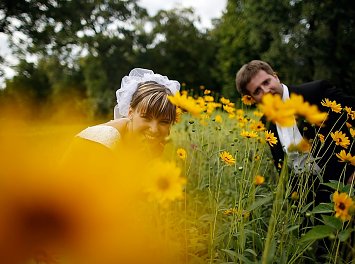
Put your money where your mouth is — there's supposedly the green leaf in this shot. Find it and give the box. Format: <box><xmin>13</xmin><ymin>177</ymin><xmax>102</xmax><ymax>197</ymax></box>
<box><xmin>321</xmin><ymin>215</ymin><xmax>342</xmax><ymax>230</ymax></box>
<box><xmin>286</xmin><ymin>225</ymin><xmax>300</xmax><ymax>233</ymax></box>
<box><xmin>300</xmin><ymin>225</ymin><xmax>334</xmax><ymax>243</ymax></box>
<box><xmin>310</xmin><ymin>203</ymin><xmax>333</xmax><ymax>214</ymax></box>
<box><xmin>338</xmin><ymin>228</ymin><xmax>353</xmax><ymax>242</ymax></box>
<box><xmin>247</xmin><ymin>194</ymin><xmax>273</xmax><ymax>211</ymax></box>
<box><xmin>322</xmin><ymin>180</ymin><xmax>344</xmax><ymax>191</ymax></box>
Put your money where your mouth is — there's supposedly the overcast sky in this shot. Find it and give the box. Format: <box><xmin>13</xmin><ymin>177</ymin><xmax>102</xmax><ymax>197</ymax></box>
<box><xmin>0</xmin><ymin>1</ymin><xmax>227</xmax><ymax>87</ymax></box>
<box><xmin>138</xmin><ymin>0</ymin><xmax>227</xmax><ymax>28</ymax></box>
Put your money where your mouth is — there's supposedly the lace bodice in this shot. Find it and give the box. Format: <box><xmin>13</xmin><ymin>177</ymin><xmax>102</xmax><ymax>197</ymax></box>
<box><xmin>76</xmin><ymin>125</ymin><xmax>121</xmax><ymax>149</ymax></box>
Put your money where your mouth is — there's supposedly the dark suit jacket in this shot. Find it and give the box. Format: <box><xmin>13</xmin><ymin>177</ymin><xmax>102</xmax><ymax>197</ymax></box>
<box><xmin>263</xmin><ymin>80</ymin><xmax>354</xmax><ymax>184</ymax></box>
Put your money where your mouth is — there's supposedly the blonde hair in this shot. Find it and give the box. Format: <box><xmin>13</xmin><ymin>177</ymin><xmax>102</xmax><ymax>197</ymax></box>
<box><xmin>236</xmin><ymin>60</ymin><xmax>275</xmax><ymax>95</ymax></box>
<box><xmin>130</xmin><ymin>81</ymin><xmax>176</xmax><ymax>123</ymax></box>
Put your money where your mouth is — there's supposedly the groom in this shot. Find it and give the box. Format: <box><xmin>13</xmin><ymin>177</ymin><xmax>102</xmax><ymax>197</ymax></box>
<box><xmin>235</xmin><ymin>60</ymin><xmax>354</xmax><ymax>203</ymax></box>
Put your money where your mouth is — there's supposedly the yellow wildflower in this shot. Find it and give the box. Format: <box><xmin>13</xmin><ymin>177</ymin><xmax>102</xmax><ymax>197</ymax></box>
<box><xmin>176</xmin><ymin>148</ymin><xmax>187</xmax><ymax>160</ymax></box>
<box><xmin>333</xmin><ymin>191</ymin><xmax>354</xmax><ymax>221</ymax></box>
<box><xmin>168</xmin><ymin>92</ymin><xmax>203</xmax><ymax>117</ymax></box>
<box><xmin>214</xmin><ymin>114</ymin><xmax>223</xmax><ymax>123</ymax></box>
<box><xmin>350</xmin><ymin>128</ymin><xmax>355</xmax><ymax>138</ymax></box>
<box><xmin>318</xmin><ymin>134</ymin><xmax>325</xmax><ymax>143</ymax></box>
<box><xmin>204</xmin><ymin>95</ymin><xmax>214</xmax><ymax>102</ymax></box>
<box><xmin>223</xmin><ymin>104</ymin><xmax>235</xmax><ymax>114</ymax></box>
<box><xmin>254</xmin><ymin>175</ymin><xmax>265</xmax><ymax>185</ymax></box>
<box><xmin>241</xmin><ymin>95</ymin><xmax>255</xmax><ymax>106</ymax></box>
<box><xmin>265</xmin><ymin>131</ymin><xmax>278</xmax><ymax>146</ymax></box>
<box><xmin>253</xmin><ymin>110</ymin><xmax>263</xmax><ymax>117</ymax></box>
<box><xmin>331</xmin><ymin>131</ymin><xmax>350</xmax><ymax>149</ymax></box>
<box><xmin>204</xmin><ymin>89</ymin><xmax>211</xmax><ymax>95</ymax></box>
<box><xmin>321</xmin><ymin>98</ymin><xmax>342</xmax><ymax>113</ymax></box>
<box><xmin>288</xmin><ymin>138</ymin><xmax>311</xmax><ymax>153</ymax></box>
<box><xmin>240</xmin><ymin>130</ymin><xmax>258</xmax><ymax>139</ymax></box>
<box><xmin>219</xmin><ymin>151</ymin><xmax>236</xmax><ymax>166</ymax></box>
<box><xmin>220</xmin><ymin>97</ymin><xmax>230</xmax><ymax>105</ymax></box>
<box><xmin>250</xmin><ymin>121</ymin><xmax>266</xmax><ymax>132</ymax></box>
<box><xmin>336</xmin><ymin>150</ymin><xmax>355</xmax><ymax>166</ymax></box>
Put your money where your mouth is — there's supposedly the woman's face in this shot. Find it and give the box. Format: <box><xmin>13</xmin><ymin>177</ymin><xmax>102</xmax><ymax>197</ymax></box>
<box><xmin>128</xmin><ymin>108</ymin><xmax>172</xmax><ymax>147</ymax></box>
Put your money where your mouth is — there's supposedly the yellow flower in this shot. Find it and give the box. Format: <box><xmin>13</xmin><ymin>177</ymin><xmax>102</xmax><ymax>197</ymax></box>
<box><xmin>220</xmin><ymin>97</ymin><xmax>230</xmax><ymax>105</ymax></box>
<box><xmin>250</xmin><ymin>121</ymin><xmax>265</xmax><ymax>132</ymax></box>
<box><xmin>241</xmin><ymin>95</ymin><xmax>255</xmax><ymax>106</ymax></box>
<box><xmin>254</xmin><ymin>175</ymin><xmax>265</xmax><ymax>185</ymax></box>
<box><xmin>288</xmin><ymin>138</ymin><xmax>311</xmax><ymax>153</ymax></box>
<box><xmin>219</xmin><ymin>151</ymin><xmax>236</xmax><ymax>166</ymax></box>
<box><xmin>259</xmin><ymin>93</ymin><xmax>296</xmax><ymax>127</ymax></box>
<box><xmin>175</xmin><ymin>107</ymin><xmax>183</xmax><ymax>123</ymax></box>
<box><xmin>344</xmin><ymin>106</ymin><xmax>355</xmax><ymax>120</ymax></box>
<box><xmin>291</xmin><ymin>192</ymin><xmax>299</xmax><ymax>201</ymax></box>
<box><xmin>333</xmin><ymin>191</ymin><xmax>354</xmax><ymax>221</ymax></box>
<box><xmin>336</xmin><ymin>150</ymin><xmax>355</xmax><ymax>166</ymax></box>
<box><xmin>223</xmin><ymin>208</ymin><xmax>238</xmax><ymax>216</ymax></box>
<box><xmin>223</xmin><ymin>104</ymin><xmax>235</xmax><ymax>114</ymax></box>
<box><xmin>204</xmin><ymin>95</ymin><xmax>214</xmax><ymax>102</ymax></box>
<box><xmin>176</xmin><ymin>148</ymin><xmax>187</xmax><ymax>160</ymax></box>
<box><xmin>318</xmin><ymin>133</ymin><xmax>325</xmax><ymax>143</ymax></box>
<box><xmin>350</xmin><ymin>128</ymin><xmax>355</xmax><ymax>138</ymax></box>
<box><xmin>240</xmin><ymin>130</ymin><xmax>258</xmax><ymax>139</ymax></box>
<box><xmin>321</xmin><ymin>98</ymin><xmax>342</xmax><ymax>113</ymax></box>
<box><xmin>214</xmin><ymin>114</ymin><xmax>223</xmax><ymax>123</ymax></box>
<box><xmin>204</xmin><ymin>89</ymin><xmax>211</xmax><ymax>95</ymax></box>
<box><xmin>168</xmin><ymin>92</ymin><xmax>203</xmax><ymax>117</ymax></box>
<box><xmin>331</xmin><ymin>131</ymin><xmax>350</xmax><ymax>149</ymax></box>
<box><xmin>265</xmin><ymin>130</ymin><xmax>278</xmax><ymax>146</ymax></box>
<box><xmin>145</xmin><ymin>161</ymin><xmax>186</xmax><ymax>204</ymax></box>
<box><xmin>253</xmin><ymin>110</ymin><xmax>263</xmax><ymax>117</ymax></box>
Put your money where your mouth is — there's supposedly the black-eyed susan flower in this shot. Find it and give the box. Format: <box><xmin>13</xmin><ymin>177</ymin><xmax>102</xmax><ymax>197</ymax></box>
<box><xmin>240</xmin><ymin>130</ymin><xmax>258</xmax><ymax>139</ymax></box>
<box><xmin>331</xmin><ymin>131</ymin><xmax>350</xmax><ymax>149</ymax></box>
<box><xmin>250</xmin><ymin>121</ymin><xmax>266</xmax><ymax>132</ymax></box>
<box><xmin>265</xmin><ymin>130</ymin><xmax>278</xmax><ymax>146</ymax></box>
<box><xmin>336</xmin><ymin>150</ymin><xmax>355</xmax><ymax>166</ymax></box>
<box><xmin>176</xmin><ymin>148</ymin><xmax>187</xmax><ymax>160</ymax></box>
<box><xmin>321</xmin><ymin>98</ymin><xmax>342</xmax><ymax>113</ymax></box>
<box><xmin>241</xmin><ymin>95</ymin><xmax>255</xmax><ymax>106</ymax></box>
<box><xmin>254</xmin><ymin>175</ymin><xmax>265</xmax><ymax>185</ymax></box>
<box><xmin>223</xmin><ymin>104</ymin><xmax>235</xmax><ymax>114</ymax></box>
<box><xmin>333</xmin><ymin>191</ymin><xmax>354</xmax><ymax>221</ymax></box>
<box><xmin>204</xmin><ymin>89</ymin><xmax>211</xmax><ymax>94</ymax></box>
<box><xmin>219</xmin><ymin>151</ymin><xmax>236</xmax><ymax>166</ymax></box>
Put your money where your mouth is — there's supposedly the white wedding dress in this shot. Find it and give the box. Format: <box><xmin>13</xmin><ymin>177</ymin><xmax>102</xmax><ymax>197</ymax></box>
<box><xmin>76</xmin><ymin>125</ymin><xmax>121</xmax><ymax>149</ymax></box>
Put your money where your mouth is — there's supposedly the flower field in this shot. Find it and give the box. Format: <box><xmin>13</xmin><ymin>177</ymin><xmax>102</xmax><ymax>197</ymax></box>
<box><xmin>0</xmin><ymin>89</ymin><xmax>354</xmax><ymax>263</ymax></box>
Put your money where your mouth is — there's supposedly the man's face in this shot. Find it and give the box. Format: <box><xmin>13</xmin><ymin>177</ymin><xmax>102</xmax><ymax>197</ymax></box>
<box><xmin>245</xmin><ymin>70</ymin><xmax>283</xmax><ymax>103</ymax></box>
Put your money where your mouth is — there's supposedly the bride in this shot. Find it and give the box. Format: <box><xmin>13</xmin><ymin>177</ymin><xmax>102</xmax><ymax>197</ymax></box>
<box><xmin>74</xmin><ymin>68</ymin><xmax>180</xmax><ymax>157</ymax></box>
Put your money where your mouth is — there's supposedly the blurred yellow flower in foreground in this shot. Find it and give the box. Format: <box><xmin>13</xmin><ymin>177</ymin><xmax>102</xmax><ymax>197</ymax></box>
<box><xmin>214</xmin><ymin>114</ymin><xmax>223</xmax><ymax>123</ymax></box>
<box><xmin>0</xmin><ymin>119</ymin><xmax>182</xmax><ymax>264</ymax></box>
<box><xmin>333</xmin><ymin>191</ymin><xmax>354</xmax><ymax>221</ymax></box>
<box><xmin>259</xmin><ymin>94</ymin><xmax>296</xmax><ymax>127</ymax></box>
<box><xmin>145</xmin><ymin>161</ymin><xmax>186</xmax><ymax>204</ymax></box>
<box><xmin>219</xmin><ymin>151</ymin><xmax>236</xmax><ymax>166</ymax></box>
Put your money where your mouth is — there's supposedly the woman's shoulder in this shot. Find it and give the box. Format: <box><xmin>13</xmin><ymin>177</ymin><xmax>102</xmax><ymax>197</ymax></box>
<box><xmin>76</xmin><ymin>124</ymin><xmax>121</xmax><ymax>149</ymax></box>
